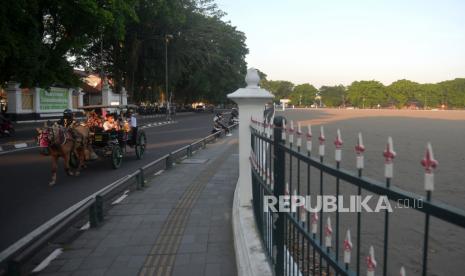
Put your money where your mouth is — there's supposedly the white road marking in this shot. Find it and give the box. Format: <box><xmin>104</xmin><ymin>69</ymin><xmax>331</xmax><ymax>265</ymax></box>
<box><xmin>31</xmin><ymin>248</ymin><xmax>63</xmax><ymax>273</ymax></box>
<box><xmin>79</xmin><ymin>221</ymin><xmax>90</xmax><ymax>231</ymax></box>
<box><xmin>14</xmin><ymin>143</ymin><xmax>28</xmax><ymax>148</ymax></box>
<box><xmin>154</xmin><ymin>170</ymin><xmax>164</xmax><ymax>176</ymax></box>
<box><xmin>0</xmin><ymin>146</ymin><xmax>39</xmax><ymax>156</ymax></box>
<box><xmin>112</xmin><ymin>190</ymin><xmax>130</xmax><ymax>205</ymax></box>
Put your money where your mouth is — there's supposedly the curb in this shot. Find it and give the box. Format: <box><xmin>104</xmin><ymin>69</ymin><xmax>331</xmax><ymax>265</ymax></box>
<box><xmin>0</xmin><ymin>141</ymin><xmax>38</xmax><ymax>154</ymax></box>
<box><xmin>232</xmin><ymin>180</ymin><xmax>273</xmax><ymax>276</ymax></box>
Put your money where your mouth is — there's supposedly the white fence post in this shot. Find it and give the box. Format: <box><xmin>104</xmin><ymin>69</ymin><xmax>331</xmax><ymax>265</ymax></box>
<box><xmin>227</xmin><ymin>68</ymin><xmax>274</xmax><ymax>206</ymax></box>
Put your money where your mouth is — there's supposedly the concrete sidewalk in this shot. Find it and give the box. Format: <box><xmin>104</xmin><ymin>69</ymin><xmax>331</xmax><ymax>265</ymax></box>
<box><xmin>39</xmin><ymin>134</ymin><xmax>239</xmax><ymax>276</ymax></box>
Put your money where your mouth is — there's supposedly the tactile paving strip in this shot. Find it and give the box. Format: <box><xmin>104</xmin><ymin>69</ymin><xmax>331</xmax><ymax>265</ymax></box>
<box><xmin>138</xmin><ymin>146</ymin><xmax>235</xmax><ymax>276</ymax></box>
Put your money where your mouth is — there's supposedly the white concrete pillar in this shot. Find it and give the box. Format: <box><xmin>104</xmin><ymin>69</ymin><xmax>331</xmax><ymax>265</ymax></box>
<box><xmin>227</xmin><ymin>68</ymin><xmax>274</xmax><ymax>206</ymax></box>
<box><xmin>33</xmin><ymin>87</ymin><xmax>41</xmax><ymax>113</ymax></box>
<box><xmin>121</xmin><ymin>87</ymin><xmax>128</xmax><ymax>105</ymax></box>
<box><xmin>67</xmin><ymin>88</ymin><xmax>73</xmax><ymax>109</ymax></box>
<box><xmin>101</xmin><ymin>80</ymin><xmax>111</xmax><ymax>105</ymax></box>
<box><xmin>6</xmin><ymin>81</ymin><xmax>22</xmax><ymax>114</ymax></box>
<box><xmin>77</xmin><ymin>88</ymin><xmax>84</xmax><ymax>107</ymax></box>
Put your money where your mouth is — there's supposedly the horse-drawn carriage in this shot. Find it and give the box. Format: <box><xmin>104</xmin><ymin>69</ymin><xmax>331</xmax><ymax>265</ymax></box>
<box><xmin>78</xmin><ymin>104</ymin><xmax>147</xmax><ymax>169</ymax></box>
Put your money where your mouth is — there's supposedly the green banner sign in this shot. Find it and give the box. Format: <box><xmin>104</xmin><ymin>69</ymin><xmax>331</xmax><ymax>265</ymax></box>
<box><xmin>40</xmin><ymin>88</ymin><xmax>69</xmax><ymax>110</ymax></box>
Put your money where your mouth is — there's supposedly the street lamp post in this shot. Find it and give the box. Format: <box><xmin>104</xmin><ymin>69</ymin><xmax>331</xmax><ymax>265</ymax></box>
<box><xmin>165</xmin><ymin>34</ymin><xmax>174</xmax><ymax>118</ymax></box>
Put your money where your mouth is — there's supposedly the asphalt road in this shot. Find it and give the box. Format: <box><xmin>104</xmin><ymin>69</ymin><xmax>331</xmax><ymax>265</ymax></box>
<box><xmin>0</xmin><ymin>112</ymin><xmax>215</xmax><ymax>251</ymax></box>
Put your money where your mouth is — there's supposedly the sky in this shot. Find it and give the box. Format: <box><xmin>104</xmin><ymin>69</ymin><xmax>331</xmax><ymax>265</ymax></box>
<box><xmin>215</xmin><ymin>0</ymin><xmax>465</xmax><ymax>88</ymax></box>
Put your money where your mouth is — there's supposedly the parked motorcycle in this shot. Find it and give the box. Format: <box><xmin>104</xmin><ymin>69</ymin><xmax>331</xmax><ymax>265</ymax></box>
<box><xmin>228</xmin><ymin>108</ymin><xmax>239</xmax><ymax>126</ymax></box>
<box><xmin>212</xmin><ymin>113</ymin><xmax>232</xmax><ymax>136</ymax></box>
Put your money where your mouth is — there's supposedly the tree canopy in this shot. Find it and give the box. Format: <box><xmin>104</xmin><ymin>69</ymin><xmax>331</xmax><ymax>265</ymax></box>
<box><xmin>0</xmin><ymin>0</ymin><xmax>248</xmax><ymax>104</ymax></box>
<box><xmin>256</xmin><ymin>69</ymin><xmax>465</xmax><ymax>109</ymax></box>
<box><xmin>319</xmin><ymin>85</ymin><xmax>345</xmax><ymax>107</ymax></box>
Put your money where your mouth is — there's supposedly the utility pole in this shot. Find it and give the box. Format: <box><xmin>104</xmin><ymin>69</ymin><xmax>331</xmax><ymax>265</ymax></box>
<box><xmin>165</xmin><ymin>34</ymin><xmax>173</xmax><ymax>112</ymax></box>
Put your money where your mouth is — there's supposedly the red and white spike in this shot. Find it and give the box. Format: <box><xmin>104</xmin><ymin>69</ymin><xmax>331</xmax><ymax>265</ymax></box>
<box><xmin>334</xmin><ymin>128</ymin><xmax>343</xmax><ymax>162</ymax></box>
<box><xmin>311</xmin><ymin>212</ymin><xmax>319</xmax><ymax>234</ymax></box>
<box><xmin>282</xmin><ymin>120</ymin><xmax>287</xmax><ymax>141</ymax></box>
<box><xmin>344</xmin><ymin>229</ymin><xmax>353</xmax><ymax>264</ymax></box>
<box><xmin>325</xmin><ymin>217</ymin><xmax>333</xmax><ymax>248</ymax></box>
<box><xmin>306</xmin><ymin>124</ymin><xmax>313</xmax><ymax>153</ymax></box>
<box><xmin>421</xmin><ymin>142</ymin><xmax>438</xmax><ymax>191</ymax></box>
<box><xmin>383</xmin><ymin>137</ymin><xmax>396</xmax><ymax>179</ymax></box>
<box><xmin>355</xmin><ymin>132</ymin><xmax>366</xmax><ymax>169</ymax></box>
<box><xmin>319</xmin><ymin>126</ymin><xmax>326</xmax><ymax>157</ymax></box>
<box><xmin>296</xmin><ymin>122</ymin><xmax>302</xmax><ymax>148</ymax></box>
<box><xmin>289</xmin><ymin>120</ymin><xmax>295</xmax><ymax>145</ymax></box>
<box><xmin>400</xmin><ymin>266</ymin><xmax>406</xmax><ymax>276</ymax></box>
<box><xmin>366</xmin><ymin>246</ymin><xmax>377</xmax><ymax>276</ymax></box>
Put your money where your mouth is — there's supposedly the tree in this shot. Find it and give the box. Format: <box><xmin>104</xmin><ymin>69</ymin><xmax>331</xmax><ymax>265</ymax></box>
<box><xmin>438</xmin><ymin>78</ymin><xmax>465</xmax><ymax>108</ymax></box>
<box><xmin>261</xmin><ymin>80</ymin><xmax>294</xmax><ymax>101</ymax></box>
<box><xmin>386</xmin><ymin>79</ymin><xmax>420</xmax><ymax>108</ymax></box>
<box><xmin>347</xmin><ymin>80</ymin><xmax>387</xmax><ymax>108</ymax></box>
<box><xmin>289</xmin><ymin>84</ymin><xmax>318</xmax><ymax>106</ymax></box>
<box><xmin>416</xmin><ymin>83</ymin><xmax>442</xmax><ymax>108</ymax></box>
<box><xmin>319</xmin><ymin>85</ymin><xmax>346</xmax><ymax>107</ymax></box>
<box><xmin>0</xmin><ymin>0</ymin><xmax>120</xmax><ymax>87</ymax></box>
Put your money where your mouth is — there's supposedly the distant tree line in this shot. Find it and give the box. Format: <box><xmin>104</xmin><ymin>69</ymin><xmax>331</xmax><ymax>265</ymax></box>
<box><xmin>258</xmin><ymin>70</ymin><xmax>465</xmax><ymax>109</ymax></box>
<box><xmin>0</xmin><ymin>0</ymin><xmax>248</xmax><ymax>104</ymax></box>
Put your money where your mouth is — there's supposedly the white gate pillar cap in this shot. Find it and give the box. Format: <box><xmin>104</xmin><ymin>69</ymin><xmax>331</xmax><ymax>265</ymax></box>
<box><xmin>227</xmin><ymin>68</ymin><xmax>274</xmax><ymax>100</ymax></box>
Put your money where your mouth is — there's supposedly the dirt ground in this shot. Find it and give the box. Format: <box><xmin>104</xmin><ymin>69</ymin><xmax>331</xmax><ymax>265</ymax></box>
<box><xmin>276</xmin><ymin>108</ymin><xmax>465</xmax><ymax>276</ymax></box>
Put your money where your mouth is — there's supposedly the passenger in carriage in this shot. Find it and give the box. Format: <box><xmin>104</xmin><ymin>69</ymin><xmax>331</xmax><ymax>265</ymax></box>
<box><xmin>86</xmin><ymin>111</ymin><xmax>103</xmax><ymax>131</ymax></box>
<box><xmin>103</xmin><ymin>114</ymin><xmax>119</xmax><ymax>132</ymax></box>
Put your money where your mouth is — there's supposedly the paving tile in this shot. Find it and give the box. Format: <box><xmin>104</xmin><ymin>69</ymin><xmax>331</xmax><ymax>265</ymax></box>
<box><xmin>172</xmin><ymin>264</ymin><xmax>205</xmax><ymax>276</ymax></box>
<box><xmin>41</xmin><ymin>272</ymin><xmax>72</xmax><ymax>276</ymax></box>
<box><xmin>59</xmin><ymin>249</ymin><xmax>93</xmax><ymax>259</ymax></box>
<box><xmin>173</xmin><ymin>254</ymin><xmax>190</xmax><ymax>266</ymax></box>
<box><xmin>103</xmin><ymin>267</ymin><xmax>139</xmax><ymax>276</ymax></box>
<box><xmin>59</xmin><ymin>258</ymin><xmax>84</xmax><ymax>272</ymax></box>
<box><xmin>79</xmin><ymin>256</ymin><xmax>115</xmax><ymax>270</ymax></box>
<box><xmin>205</xmin><ymin>263</ymin><xmax>222</xmax><ymax>276</ymax></box>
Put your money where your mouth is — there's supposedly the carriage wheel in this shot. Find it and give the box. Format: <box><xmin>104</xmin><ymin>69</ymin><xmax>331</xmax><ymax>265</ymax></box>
<box><xmin>111</xmin><ymin>146</ymin><xmax>123</xmax><ymax>169</ymax></box>
<box><xmin>69</xmin><ymin>151</ymin><xmax>79</xmax><ymax>169</ymax></box>
<box><xmin>135</xmin><ymin>131</ymin><xmax>146</xmax><ymax>160</ymax></box>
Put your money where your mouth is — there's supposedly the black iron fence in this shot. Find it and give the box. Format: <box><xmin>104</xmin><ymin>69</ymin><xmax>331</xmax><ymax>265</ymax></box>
<box><xmin>250</xmin><ymin>116</ymin><xmax>465</xmax><ymax>276</ymax></box>
<box><xmin>0</xmin><ymin>124</ymin><xmax>236</xmax><ymax>276</ymax></box>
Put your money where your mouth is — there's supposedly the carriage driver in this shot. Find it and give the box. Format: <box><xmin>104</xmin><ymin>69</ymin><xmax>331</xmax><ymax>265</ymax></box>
<box><xmin>127</xmin><ymin>110</ymin><xmax>137</xmax><ymax>144</ymax></box>
<box><xmin>58</xmin><ymin>109</ymin><xmax>76</xmax><ymax>128</ymax></box>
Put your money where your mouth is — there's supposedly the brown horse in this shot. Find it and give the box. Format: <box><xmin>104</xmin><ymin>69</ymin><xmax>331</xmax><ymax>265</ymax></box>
<box><xmin>37</xmin><ymin>123</ymin><xmax>86</xmax><ymax>186</ymax></box>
